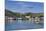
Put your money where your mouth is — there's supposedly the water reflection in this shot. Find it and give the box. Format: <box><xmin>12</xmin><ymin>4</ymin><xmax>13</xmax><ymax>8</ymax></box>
<box><xmin>5</xmin><ymin>18</ymin><xmax>44</xmax><ymax>31</ymax></box>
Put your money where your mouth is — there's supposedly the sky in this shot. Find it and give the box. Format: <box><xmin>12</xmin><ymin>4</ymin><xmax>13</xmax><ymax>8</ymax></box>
<box><xmin>5</xmin><ymin>0</ymin><xmax>44</xmax><ymax>13</ymax></box>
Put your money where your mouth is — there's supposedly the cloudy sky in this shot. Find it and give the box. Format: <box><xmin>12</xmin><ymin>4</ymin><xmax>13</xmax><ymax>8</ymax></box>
<box><xmin>5</xmin><ymin>0</ymin><xmax>44</xmax><ymax>13</ymax></box>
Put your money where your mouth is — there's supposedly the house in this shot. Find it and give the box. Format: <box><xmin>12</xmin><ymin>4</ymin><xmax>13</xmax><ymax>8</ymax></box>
<box><xmin>25</xmin><ymin>16</ymin><xmax>30</xmax><ymax>18</ymax></box>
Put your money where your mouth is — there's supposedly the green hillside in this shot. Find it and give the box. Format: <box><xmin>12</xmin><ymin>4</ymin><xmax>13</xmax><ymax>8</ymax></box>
<box><xmin>5</xmin><ymin>9</ymin><xmax>44</xmax><ymax>17</ymax></box>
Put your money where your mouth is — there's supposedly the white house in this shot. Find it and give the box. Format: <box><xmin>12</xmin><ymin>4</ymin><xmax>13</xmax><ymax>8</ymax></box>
<box><xmin>25</xmin><ymin>16</ymin><xmax>30</xmax><ymax>18</ymax></box>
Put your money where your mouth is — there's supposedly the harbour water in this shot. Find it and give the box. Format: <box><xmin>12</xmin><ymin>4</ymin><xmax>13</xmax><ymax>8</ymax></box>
<box><xmin>5</xmin><ymin>19</ymin><xmax>44</xmax><ymax>31</ymax></box>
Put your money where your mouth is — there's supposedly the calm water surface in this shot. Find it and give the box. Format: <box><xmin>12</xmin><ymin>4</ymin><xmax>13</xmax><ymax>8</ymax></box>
<box><xmin>5</xmin><ymin>20</ymin><xmax>44</xmax><ymax>31</ymax></box>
